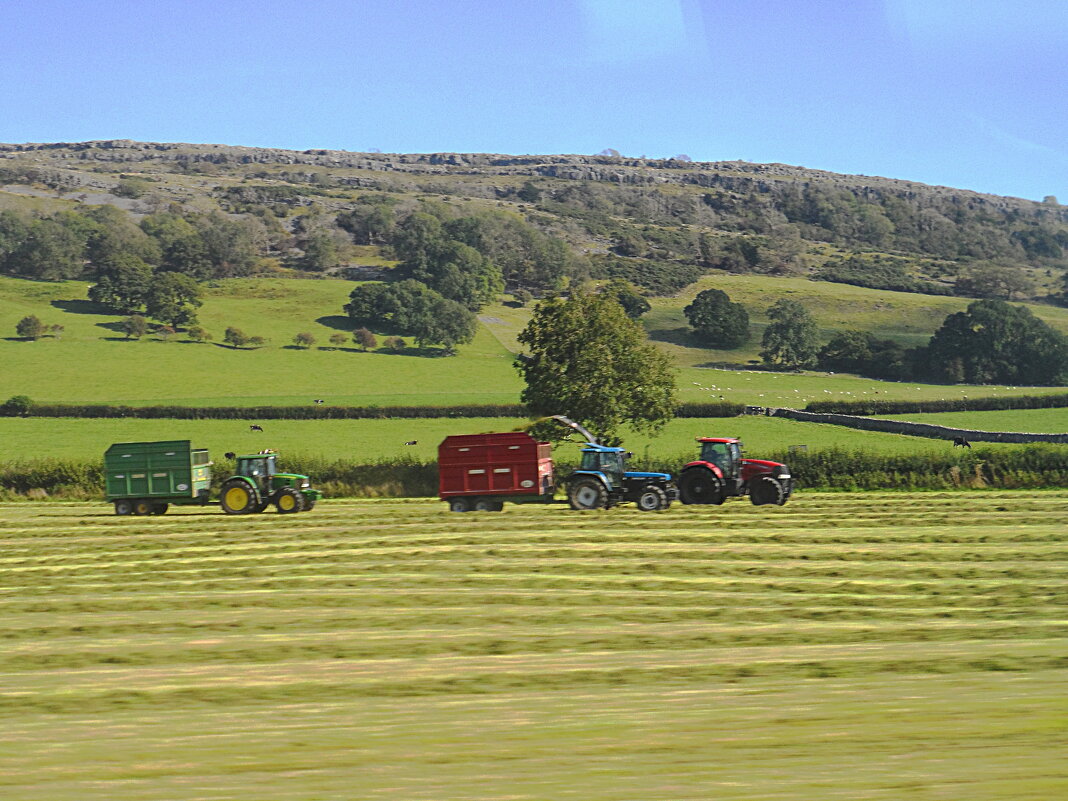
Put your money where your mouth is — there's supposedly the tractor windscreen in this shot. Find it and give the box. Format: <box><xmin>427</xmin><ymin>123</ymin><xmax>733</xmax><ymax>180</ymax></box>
<box><xmin>581</xmin><ymin>451</ymin><xmax>624</xmax><ymax>482</ymax></box>
<box><xmin>240</xmin><ymin>457</ymin><xmax>276</xmax><ymax>478</ymax></box>
<box><xmin>700</xmin><ymin>442</ymin><xmax>737</xmax><ymax>475</ymax></box>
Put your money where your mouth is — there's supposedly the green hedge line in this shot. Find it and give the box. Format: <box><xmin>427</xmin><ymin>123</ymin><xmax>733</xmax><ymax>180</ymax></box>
<box><xmin>804</xmin><ymin>393</ymin><xmax>1068</xmax><ymax>416</ymax></box>
<box><xmin>4</xmin><ymin>445</ymin><xmax>1065</xmax><ymax>500</ymax></box>
<box><xmin>0</xmin><ymin>401</ymin><xmax>745</xmax><ymax>420</ymax></box>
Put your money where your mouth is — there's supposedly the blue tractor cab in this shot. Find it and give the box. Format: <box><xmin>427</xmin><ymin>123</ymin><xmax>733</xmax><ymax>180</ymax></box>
<box><xmin>567</xmin><ymin>443</ymin><xmax>678</xmax><ymax>511</ymax></box>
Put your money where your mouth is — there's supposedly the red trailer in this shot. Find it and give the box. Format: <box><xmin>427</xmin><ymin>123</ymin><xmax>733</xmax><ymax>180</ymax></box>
<box><xmin>438</xmin><ymin>432</ymin><xmax>555</xmax><ymax>512</ymax></box>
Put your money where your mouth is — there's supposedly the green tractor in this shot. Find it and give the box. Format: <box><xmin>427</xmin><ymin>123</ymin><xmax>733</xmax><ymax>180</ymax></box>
<box><xmin>220</xmin><ymin>450</ymin><xmax>322</xmax><ymax>514</ymax></box>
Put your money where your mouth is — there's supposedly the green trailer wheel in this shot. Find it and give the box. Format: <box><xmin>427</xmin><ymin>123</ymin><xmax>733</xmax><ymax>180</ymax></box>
<box><xmin>114</xmin><ymin>500</ymin><xmax>132</xmax><ymax>515</ymax></box>
<box><xmin>152</xmin><ymin>503</ymin><xmax>169</xmax><ymax>515</ymax></box>
<box><xmin>133</xmin><ymin>500</ymin><xmax>153</xmax><ymax>516</ymax></box>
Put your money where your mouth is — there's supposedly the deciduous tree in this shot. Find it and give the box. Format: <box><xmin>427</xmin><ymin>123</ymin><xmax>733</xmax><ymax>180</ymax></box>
<box><xmin>925</xmin><ymin>299</ymin><xmax>1068</xmax><ymax>385</ymax></box>
<box><xmin>760</xmin><ymin>299</ymin><xmax>819</xmax><ymax>369</ymax></box>
<box><xmin>683</xmin><ymin>288</ymin><xmax>749</xmax><ymax>348</ymax></box>
<box><xmin>515</xmin><ymin>291</ymin><xmax>677</xmax><ymax>443</ymax></box>
<box><xmin>144</xmin><ymin>273</ymin><xmax>202</xmax><ymax>327</ymax></box>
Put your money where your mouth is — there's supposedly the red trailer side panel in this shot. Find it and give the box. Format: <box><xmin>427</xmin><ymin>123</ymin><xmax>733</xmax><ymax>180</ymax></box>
<box><xmin>438</xmin><ymin>433</ymin><xmax>554</xmax><ymax>499</ymax></box>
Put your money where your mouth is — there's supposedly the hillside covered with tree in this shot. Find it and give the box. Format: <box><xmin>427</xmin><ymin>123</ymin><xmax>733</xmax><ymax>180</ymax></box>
<box><xmin>2</xmin><ymin>140</ymin><xmax>1067</xmax><ymax>306</ymax></box>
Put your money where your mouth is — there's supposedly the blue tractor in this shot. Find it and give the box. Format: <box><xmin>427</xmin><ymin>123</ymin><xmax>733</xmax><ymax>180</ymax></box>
<box><xmin>566</xmin><ymin>443</ymin><xmax>678</xmax><ymax>511</ymax></box>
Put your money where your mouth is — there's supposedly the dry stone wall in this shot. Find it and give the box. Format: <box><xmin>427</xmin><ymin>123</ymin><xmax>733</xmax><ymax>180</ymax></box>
<box><xmin>761</xmin><ymin>407</ymin><xmax>1068</xmax><ymax>444</ymax></box>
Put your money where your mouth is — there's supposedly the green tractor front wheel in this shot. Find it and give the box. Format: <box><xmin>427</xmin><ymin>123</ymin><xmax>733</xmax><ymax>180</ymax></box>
<box><xmin>221</xmin><ymin>480</ymin><xmax>260</xmax><ymax>515</ymax></box>
<box><xmin>274</xmin><ymin>487</ymin><xmax>305</xmax><ymax>514</ymax></box>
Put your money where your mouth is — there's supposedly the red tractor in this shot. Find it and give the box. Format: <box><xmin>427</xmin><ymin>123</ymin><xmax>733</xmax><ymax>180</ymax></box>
<box><xmin>678</xmin><ymin>437</ymin><xmax>793</xmax><ymax>506</ymax></box>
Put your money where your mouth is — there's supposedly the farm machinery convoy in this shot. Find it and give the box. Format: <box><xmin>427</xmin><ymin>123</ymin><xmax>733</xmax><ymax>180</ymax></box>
<box><xmin>438</xmin><ymin>417</ymin><xmax>793</xmax><ymax>512</ymax></box>
<box><xmin>102</xmin><ymin>423</ymin><xmax>792</xmax><ymax>515</ymax></box>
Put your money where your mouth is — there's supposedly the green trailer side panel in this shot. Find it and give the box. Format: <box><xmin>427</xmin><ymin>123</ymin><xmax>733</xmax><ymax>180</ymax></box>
<box><xmin>104</xmin><ymin>440</ymin><xmax>212</xmax><ymax>501</ymax></box>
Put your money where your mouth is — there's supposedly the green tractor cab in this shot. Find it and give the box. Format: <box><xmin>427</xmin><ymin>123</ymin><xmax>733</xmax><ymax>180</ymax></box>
<box><xmin>220</xmin><ymin>450</ymin><xmax>322</xmax><ymax>514</ymax></box>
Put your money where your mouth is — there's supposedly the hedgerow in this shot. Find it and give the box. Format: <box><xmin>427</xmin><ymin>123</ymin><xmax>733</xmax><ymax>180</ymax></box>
<box><xmin>0</xmin><ymin>401</ymin><xmax>745</xmax><ymax>420</ymax></box>
<box><xmin>3</xmin><ymin>445</ymin><xmax>1065</xmax><ymax>499</ymax></box>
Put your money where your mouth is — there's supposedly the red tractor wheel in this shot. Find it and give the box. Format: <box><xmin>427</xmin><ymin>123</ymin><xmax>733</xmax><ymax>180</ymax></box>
<box><xmin>679</xmin><ymin>469</ymin><xmax>724</xmax><ymax>505</ymax></box>
<box><xmin>749</xmin><ymin>475</ymin><xmax>786</xmax><ymax>506</ymax></box>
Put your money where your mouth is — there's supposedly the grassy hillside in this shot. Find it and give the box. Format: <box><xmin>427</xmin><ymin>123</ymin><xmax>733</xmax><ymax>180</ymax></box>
<box><xmin>2</xmin><ymin>494</ymin><xmax>1066</xmax><ymax>799</ymax></box>
<box><xmin>871</xmin><ymin>408</ymin><xmax>1068</xmax><ymax>433</ymax></box>
<box><xmin>644</xmin><ymin>272</ymin><xmax>1068</xmax><ymax>368</ymax></box>
<box><xmin>2</xmin><ymin>274</ymin><xmax>1067</xmax><ymax>407</ymax></box>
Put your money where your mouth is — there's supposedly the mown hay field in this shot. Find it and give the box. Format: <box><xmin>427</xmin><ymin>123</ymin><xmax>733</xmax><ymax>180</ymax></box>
<box><xmin>2</xmin><ymin>493</ymin><xmax>1066</xmax><ymax>800</ymax></box>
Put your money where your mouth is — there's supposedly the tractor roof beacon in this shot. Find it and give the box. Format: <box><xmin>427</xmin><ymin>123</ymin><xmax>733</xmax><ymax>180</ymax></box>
<box><xmin>678</xmin><ymin>437</ymin><xmax>793</xmax><ymax>506</ymax></box>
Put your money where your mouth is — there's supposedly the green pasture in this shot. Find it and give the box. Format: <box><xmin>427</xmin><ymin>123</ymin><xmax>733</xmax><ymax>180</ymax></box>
<box><xmin>0</xmin><ymin>414</ymin><xmax>1000</xmax><ymax>463</ymax></box>
<box><xmin>643</xmin><ymin>272</ymin><xmax>1068</xmax><ymax>368</ymax></box>
<box><xmin>1</xmin><ymin>492</ymin><xmax>1065</xmax><ymax>800</ymax></box>
<box><xmin>873</xmin><ymin>407</ymin><xmax>1068</xmax><ymax>433</ymax></box>
<box><xmin>2</xmin><ymin>274</ymin><xmax>1067</xmax><ymax>406</ymax></box>
<box><xmin>0</xmin><ymin>275</ymin><xmax>522</xmax><ymax>406</ymax></box>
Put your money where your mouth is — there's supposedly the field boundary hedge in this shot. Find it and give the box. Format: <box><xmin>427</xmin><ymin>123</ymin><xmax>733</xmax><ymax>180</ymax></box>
<box><xmin>0</xmin><ymin>401</ymin><xmax>745</xmax><ymax>420</ymax></box>
<box><xmin>804</xmin><ymin>393</ymin><xmax>1068</xmax><ymax>416</ymax></box>
<box><xmin>770</xmin><ymin>407</ymin><xmax>1068</xmax><ymax>444</ymax></box>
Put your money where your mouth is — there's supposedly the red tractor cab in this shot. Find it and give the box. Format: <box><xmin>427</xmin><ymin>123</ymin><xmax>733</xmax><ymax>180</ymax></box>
<box><xmin>678</xmin><ymin>437</ymin><xmax>792</xmax><ymax>506</ymax></box>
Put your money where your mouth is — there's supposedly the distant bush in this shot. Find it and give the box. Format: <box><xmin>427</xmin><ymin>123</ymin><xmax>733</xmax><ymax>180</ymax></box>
<box><xmin>15</xmin><ymin>315</ymin><xmax>45</xmax><ymax>340</ymax></box>
<box><xmin>815</xmin><ymin>254</ymin><xmax>953</xmax><ymax>295</ymax></box>
<box><xmin>591</xmin><ymin>254</ymin><xmax>703</xmax><ymax>295</ymax></box>
<box><xmin>0</xmin><ymin>396</ymin><xmax>33</xmax><ymax>416</ymax></box>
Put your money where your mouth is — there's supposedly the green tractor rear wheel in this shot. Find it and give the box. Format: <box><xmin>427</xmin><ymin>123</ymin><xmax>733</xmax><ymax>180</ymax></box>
<box><xmin>221</xmin><ymin>480</ymin><xmax>259</xmax><ymax>515</ymax></box>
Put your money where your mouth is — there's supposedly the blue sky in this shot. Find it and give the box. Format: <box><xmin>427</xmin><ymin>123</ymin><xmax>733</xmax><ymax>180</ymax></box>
<box><xmin>1</xmin><ymin>0</ymin><xmax>1065</xmax><ymax>201</ymax></box>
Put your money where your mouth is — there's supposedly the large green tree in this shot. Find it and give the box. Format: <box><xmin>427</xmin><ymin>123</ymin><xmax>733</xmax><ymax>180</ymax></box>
<box><xmin>7</xmin><ymin>218</ymin><xmax>85</xmax><ymax>280</ymax></box>
<box><xmin>760</xmin><ymin>299</ymin><xmax>819</xmax><ymax>369</ymax></box>
<box><xmin>925</xmin><ymin>299</ymin><xmax>1068</xmax><ymax>385</ymax></box>
<box><xmin>683</xmin><ymin>288</ymin><xmax>749</xmax><ymax>348</ymax></box>
<box><xmin>144</xmin><ymin>273</ymin><xmax>203</xmax><ymax>327</ymax></box>
<box><xmin>342</xmin><ymin>279</ymin><xmax>476</xmax><ymax>354</ymax></box>
<box><xmin>515</xmin><ymin>292</ymin><xmax>677</xmax><ymax>443</ymax></box>
<box><xmin>88</xmin><ymin>255</ymin><xmax>155</xmax><ymax>313</ymax></box>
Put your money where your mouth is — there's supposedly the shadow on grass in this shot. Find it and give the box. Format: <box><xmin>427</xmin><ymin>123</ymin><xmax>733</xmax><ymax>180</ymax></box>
<box><xmin>51</xmin><ymin>299</ymin><xmax>112</xmax><ymax>315</ymax></box>
<box><xmin>647</xmin><ymin>327</ymin><xmax>699</xmax><ymax>347</ymax></box>
<box><xmin>315</xmin><ymin>315</ymin><xmax>355</xmax><ymax>332</ymax></box>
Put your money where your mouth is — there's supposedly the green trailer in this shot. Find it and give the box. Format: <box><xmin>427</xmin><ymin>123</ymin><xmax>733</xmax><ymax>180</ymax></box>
<box><xmin>105</xmin><ymin>440</ymin><xmax>212</xmax><ymax>515</ymax></box>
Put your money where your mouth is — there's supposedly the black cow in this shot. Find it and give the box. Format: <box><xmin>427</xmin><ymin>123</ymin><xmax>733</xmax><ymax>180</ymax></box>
<box><xmin>250</xmin><ymin>424</ymin><xmax>264</xmax><ymax>432</ymax></box>
<box><xmin>952</xmin><ymin>436</ymin><xmax>971</xmax><ymax>448</ymax></box>
<box><xmin>404</xmin><ymin>440</ymin><xmax>418</xmax><ymax>446</ymax></box>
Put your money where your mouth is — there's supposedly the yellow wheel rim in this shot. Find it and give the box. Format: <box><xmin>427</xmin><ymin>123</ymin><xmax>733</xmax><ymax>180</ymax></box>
<box><xmin>136</xmin><ymin>503</ymin><xmax>150</xmax><ymax>515</ymax></box>
<box><xmin>225</xmin><ymin>486</ymin><xmax>249</xmax><ymax>510</ymax></box>
<box><xmin>279</xmin><ymin>494</ymin><xmax>296</xmax><ymax>511</ymax></box>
